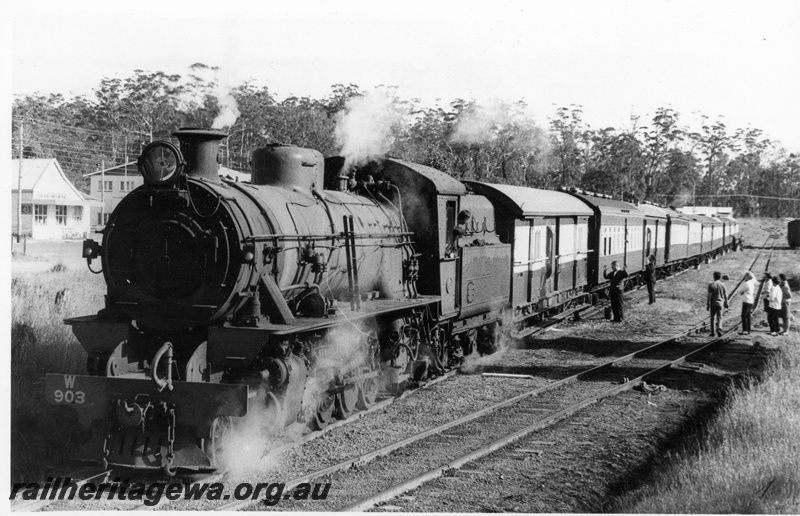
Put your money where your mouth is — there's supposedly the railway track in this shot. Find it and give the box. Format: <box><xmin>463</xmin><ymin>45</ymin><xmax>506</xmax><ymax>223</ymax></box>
<box><xmin>208</xmin><ymin>318</ymin><xmax>768</xmax><ymax>509</ymax></box>
<box><xmin>17</xmin><ymin>241</ymin><xmax>769</xmax><ymax>511</ymax></box>
<box><xmin>11</xmin><ymin>371</ymin><xmax>457</xmax><ymax>512</ymax></box>
<box><xmin>207</xmin><ymin>244</ymin><xmax>776</xmax><ymax>511</ymax></box>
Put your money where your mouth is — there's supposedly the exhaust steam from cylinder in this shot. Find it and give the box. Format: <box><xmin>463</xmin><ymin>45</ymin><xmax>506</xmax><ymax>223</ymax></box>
<box><xmin>214</xmin><ymin>323</ymin><xmax>372</xmax><ymax>477</ymax></box>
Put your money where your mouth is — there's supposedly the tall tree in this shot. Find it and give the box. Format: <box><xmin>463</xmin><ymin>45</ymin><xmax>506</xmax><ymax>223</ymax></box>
<box><xmin>548</xmin><ymin>105</ymin><xmax>589</xmax><ymax>187</ymax></box>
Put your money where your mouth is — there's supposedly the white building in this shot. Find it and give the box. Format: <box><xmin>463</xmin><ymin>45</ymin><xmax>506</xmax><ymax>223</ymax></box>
<box><xmin>11</xmin><ymin>158</ymin><xmax>101</xmax><ymax>240</ymax></box>
<box><xmin>84</xmin><ymin>161</ymin><xmax>143</xmax><ymax>228</ymax></box>
<box><xmin>676</xmin><ymin>206</ymin><xmax>734</xmax><ymax>217</ymax></box>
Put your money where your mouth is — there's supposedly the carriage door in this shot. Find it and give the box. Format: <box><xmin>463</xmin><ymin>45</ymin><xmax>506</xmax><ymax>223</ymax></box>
<box><xmin>439</xmin><ymin>197</ymin><xmax>458</xmax><ymax>318</ymax></box>
<box><xmin>555</xmin><ymin>217</ymin><xmax>576</xmax><ymax>293</ymax></box>
<box><xmin>722</xmin><ymin>222</ymin><xmax>727</xmax><ymax>249</ymax></box>
<box><xmin>623</xmin><ymin>219</ymin><xmax>629</xmax><ymax>268</ymax></box>
<box><xmin>546</xmin><ymin>224</ymin><xmax>555</xmax><ymax>291</ymax></box>
<box><xmin>654</xmin><ymin>221</ymin><xmax>659</xmax><ymax>261</ymax></box>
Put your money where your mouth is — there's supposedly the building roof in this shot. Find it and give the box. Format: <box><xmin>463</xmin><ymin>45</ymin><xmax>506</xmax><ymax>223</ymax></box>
<box><xmin>676</xmin><ymin>206</ymin><xmax>734</xmax><ymax>217</ymax></box>
<box><xmin>84</xmin><ymin>161</ymin><xmax>138</xmax><ymax>177</ymax></box>
<box><xmin>465</xmin><ymin>181</ymin><xmax>593</xmax><ymax>217</ymax></box>
<box><xmin>12</xmin><ymin>158</ymin><xmax>98</xmax><ymax>206</ymax></box>
<box><xmin>11</xmin><ymin>159</ymin><xmax>61</xmax><ymax>190</ymax></box>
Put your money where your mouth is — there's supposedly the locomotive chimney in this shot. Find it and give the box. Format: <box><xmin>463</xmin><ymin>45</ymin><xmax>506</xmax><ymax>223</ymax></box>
<box><xmin>173</xmin><ymin>128</ymin><xmax>228</xmax><ymax>184</ymax></box>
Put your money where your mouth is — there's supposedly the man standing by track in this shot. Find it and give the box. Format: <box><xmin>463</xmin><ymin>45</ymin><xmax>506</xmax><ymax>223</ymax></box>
<box><xmin>778</xmin><ymin>273</ymin><xmax>792</xmax><ymax>334</ymax></box>
<box><xmin>644</xmin><ymin>255</ymin><xmax>657</xmax><ymax>304</ymax></box>
<box><xmin>604</xmin><ymin>261</ymin><xmax>628</xmax><ymax>322</ymax></box>
<box><xmin>707</xmin><ymin>271</ymin><xmax>729</xmax><ymax>338</ymax></box>
<box><xmin>737</xmin><ymin>271</ymin><xmax>757</xmax><ymax>335</ymax></box>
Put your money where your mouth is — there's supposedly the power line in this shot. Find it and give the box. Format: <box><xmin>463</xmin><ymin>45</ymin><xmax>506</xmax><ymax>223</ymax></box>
<box><xmin>651</xmin><ymin>193</ymin><xmax>800</xmax><ymax>202</ymax></box>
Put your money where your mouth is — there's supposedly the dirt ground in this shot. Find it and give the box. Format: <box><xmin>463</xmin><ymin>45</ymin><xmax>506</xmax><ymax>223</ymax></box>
<box><xmin>15</xmin><ymin>223</ymin><xmax>799</xmax><ymax>512</ymax></box>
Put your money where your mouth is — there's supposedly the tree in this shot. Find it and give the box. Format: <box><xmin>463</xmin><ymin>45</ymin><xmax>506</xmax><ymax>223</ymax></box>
<box><xmin>689</xmin><ymin>116</ymin><xmax>735</xmax><ymax>201</ymax></box>
<box><xmin>93</xmin><ymin>70</ymin><xmax>185</xmax><ymax>141</ymax></box>
<box><xmin>582</xmin><ymin>128</ymin><xmax>647</xmax><ymax>201</ymax></box>
<box><xmin>641</xmin><ymin>107</ymin><xmax>685</xmax><ymax>200</ymax></box>
<box><xmin>548</xmin><ymin>105</ymin><xmax>589</xmax><ymax>187</ymax></box>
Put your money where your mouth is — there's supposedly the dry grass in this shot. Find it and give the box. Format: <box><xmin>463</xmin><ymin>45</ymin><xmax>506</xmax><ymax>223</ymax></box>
<box><xmin>611</xmin><ymin>218</ymin><xmax>800</xmax><ymax>513</ymax></box>
<box><xmin>612</xmin><ymin>333</ymin><xmax>800</xmax><ymax>513</ymax></box>
<box><xmin>11</xmin><ymin>258</ymin><xmax>105</xmax><ymax>482</ymax></box>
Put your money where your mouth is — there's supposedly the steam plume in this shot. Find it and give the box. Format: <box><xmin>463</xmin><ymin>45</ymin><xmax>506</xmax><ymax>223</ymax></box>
<box><xmin>450</xmin><ymin>99</ymin><xmax>546</xmax><ymax>149</ymax></box>
<box><xmin>334</xmin><ymin>89</ymin><xmax>409</xmax><ymax>169</ymax></box>
<box><xmin>180</xmin><ymin>63</ymin><xmax>241</xmax><ymax>129</ymax></box>
<box><xmin>212</xmin><ymin>91</ymin><xmax>240</xmax><ymax>129</ymax></box>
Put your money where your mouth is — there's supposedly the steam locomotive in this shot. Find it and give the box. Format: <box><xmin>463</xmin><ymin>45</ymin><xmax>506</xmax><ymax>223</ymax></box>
<box><xmin>45</xmin><ymin>129</ymin><xmax>739</xmax><ymax>475</ymax></box>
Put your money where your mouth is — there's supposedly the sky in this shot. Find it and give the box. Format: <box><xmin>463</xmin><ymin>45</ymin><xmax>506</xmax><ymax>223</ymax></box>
<box><xmin>7</xmin><ymin>0</ymin><xmax>800</xmax><ymax>150</ymax></box>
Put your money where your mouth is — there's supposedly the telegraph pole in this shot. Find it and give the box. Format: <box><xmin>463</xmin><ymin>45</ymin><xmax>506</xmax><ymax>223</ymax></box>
<box><xmin>17</xmin><ymin>121</ymin><xmax>23</xmax><ymax>243</ymax></box>
<box><xmin>101</xmin><ymin>160</ymin><xmax>105</xmax><ymax>226</ymax></box>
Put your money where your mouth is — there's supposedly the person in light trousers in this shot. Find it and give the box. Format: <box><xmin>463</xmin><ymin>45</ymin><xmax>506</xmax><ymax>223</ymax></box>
<box><xmin>779</xmin><ymin>273</ymin><xmax>792</xmax><ymax>334</ymax></box>
<box><xmin>737</xmin><ymin>271</ymin><xmax>757</xmax><ymax>335</ymax></box>
<box><xmin>767</xmin><ymin>276</ymin><xmax>783</xmax><ymax>336</ymax></box>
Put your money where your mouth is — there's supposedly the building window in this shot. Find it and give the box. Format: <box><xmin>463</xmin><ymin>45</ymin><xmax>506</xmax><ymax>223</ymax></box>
<box><xmin>34</xmin><ymin>204</ymin><xmax>47</xmax><ymax>225</ymax></box>
<box><xmin>74</xmin><ymin>206</ymin><xmax>83</xmax><ymax>222</ymax></box>
<box><xmin>128</xmin><ymin>181</ymin><xmax>135</xmax><ymax>191</ymax></box>
<box><xmin>55</xmin><ymin>205</ymin><xmax>67</xmax><ymax>225</ymax></box>
<box><xmin>120</xmin><ymin>181</ymin><xmax>126</xmax><ymax>192</ymax></box>
<box><xmin>104</xmin><ymin>180</ymin><xmax>113</xmax><ymax>192</ymax></box>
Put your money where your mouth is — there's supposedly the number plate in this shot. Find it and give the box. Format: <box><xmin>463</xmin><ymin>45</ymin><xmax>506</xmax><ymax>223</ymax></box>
<box><xmin>45</xmin><ymin>374</ymin><xmax>90</xmax><ymax>406</ymax></box>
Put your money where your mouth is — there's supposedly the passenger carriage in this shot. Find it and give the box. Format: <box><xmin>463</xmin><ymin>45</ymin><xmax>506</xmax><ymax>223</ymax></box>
<box><xmin>635</xmin><ymin>203</ymin><xmax>669</xmax><ymax>268</ymax></box>
<box><xmin>465</xmin><ymin>182</ymin><xmax>593</xmax><ymax>336</ymax></box>
<box><xmin>566</xmin><ymin>192</ymin><xmax>646</xmax><ymax>288</ymax></box>
<box><xmin>662</xmin><ymin>207</ymin><xmax>691</xmax><ymax>267</ymax></box>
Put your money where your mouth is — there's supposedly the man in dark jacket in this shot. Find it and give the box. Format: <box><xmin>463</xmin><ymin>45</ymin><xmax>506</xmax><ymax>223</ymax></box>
<box><xmin>604</xmin><ymin>261</ymin><xmax>629</xmax><ymax>322</ymax></box>
<box><xmin>707</xmin><ymin>271</ymin><xmax>729</xmax><ymax>337</ymax></box>
<box><xmin>644</xmin><ymin>254</ymin><xmax>657</xmax><ymax>304</ymax></box>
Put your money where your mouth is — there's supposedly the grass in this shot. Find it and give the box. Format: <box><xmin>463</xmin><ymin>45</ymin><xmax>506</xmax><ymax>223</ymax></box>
<box><xmin>609</xmin><ymin>227</ymin><xmax>800</xmax><ymax>513</ymax></box>
<box><xmin>8</xmin><ymin>222</ymin><xmax>798</xmax><ymax>494</ymax></box>
<box><xmin>11</xmin><ymin>259</ymin><xmax>105</xmax><ymax>482</ymax></box>
<box><xmin>611</xmin><ymin>333</ymin><xmax>800</xmax><ymax>513</ymax></box>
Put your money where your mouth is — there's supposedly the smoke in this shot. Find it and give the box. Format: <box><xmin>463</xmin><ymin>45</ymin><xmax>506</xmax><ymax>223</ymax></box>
<box><xmin>334</xmin><ymin>89</ymin><xmax>409</xmax><ymax>169</ymax></box>
<box><xmin>212</xmin><ymin>90</ymin><xmax>240</xmax><ymax>129</ymax></box>
<box><xmin>449</xmin><ymin>99</ymin><xmax>546</xmax><ymax>150</ymax></box>
<box><xmin>179</xmin><ymin>64</ymin><xmax>241</xmax><ymax>129</ymax></box>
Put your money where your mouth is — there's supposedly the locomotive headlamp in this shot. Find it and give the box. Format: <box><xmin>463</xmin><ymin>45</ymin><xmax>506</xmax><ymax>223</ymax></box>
<box><xmin>138</xmin><ymin>141</ymin><xmax>185</xmax><ymax>186</ymax></box>
<box><xmin>242</xmin><ymin>245</ymin><xmax>256</xmax><ymax>263</ymax></box>
<box><xmin>82</xmin><ymin>239</ymin><xmax>101</xmax><ymax>262</ymax></box>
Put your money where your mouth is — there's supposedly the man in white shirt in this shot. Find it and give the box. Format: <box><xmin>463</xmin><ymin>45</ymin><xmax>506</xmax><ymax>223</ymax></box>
<box><xmin>767</xmin><ymin>276</ymin><xmax>783</xmax><ymax>336</ymax></box>
<box><xmin>738</xmin><ymin>271</ymin><xmax>757</xmax><ymax>335</ymax></box>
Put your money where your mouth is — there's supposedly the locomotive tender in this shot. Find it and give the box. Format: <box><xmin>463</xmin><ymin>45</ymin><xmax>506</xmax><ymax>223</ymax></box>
<box><xmin>46</xmin><ymin>129</ymin><xmax>738</xmax><ymax>474</ymax></box>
